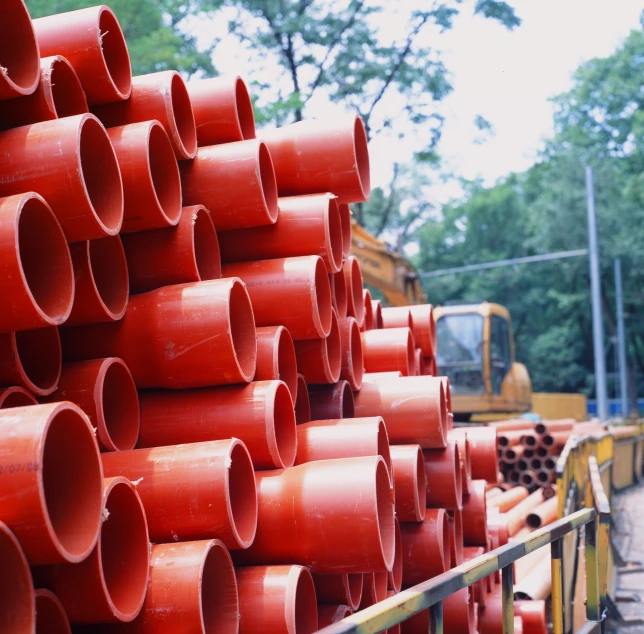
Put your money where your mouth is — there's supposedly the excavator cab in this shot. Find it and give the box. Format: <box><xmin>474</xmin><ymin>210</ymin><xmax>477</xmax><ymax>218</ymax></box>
<box><xmin>434</xmin><ymin>302</ymin><xmax>532</xmax><ymax>421</ymax></box>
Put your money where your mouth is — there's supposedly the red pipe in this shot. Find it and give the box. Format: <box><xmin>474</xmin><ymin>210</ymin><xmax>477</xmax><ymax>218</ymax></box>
<box><xmin>106</xmin><ymin>120</ymin><xmax>182</xmax><ymax>233</ymax></box>
<box><xmin>389</xmin><ymin>517</ymin><xmax>403</xmax><ymax>592</ymax></box>
<box><xmin>35</xmin><ymin>589</ymin><xmax>71</xmax><ymax>634</ymax></box>
<box><xmin>0</xmin><ymin>114</ymin><xmax>124</xmax><ymax>241</ymax></box>
<box><xmin>400</xmin><ymin>508</ymin><xmax>449</xmax><ymax>586</ymax></box>
<box><xmin>380</xmin><ymin>306</ymin><xmax>412</xmax><ymax>329</ymax></box>
<box><xmin>423</xmin><ymin>355</ymin><xmax>438</xmax><ymax>376</ymax></box>
<box><xmin>390</xmin><ymin>444</ymin><xmax>426</xmax><ymax>521</ymax></box>
<box><xmin>462</xmin><ymin>479</ymin><xmax>488</xmax><ymax>546</ymax></box>
<box><xmin>448</xmin><ymin>427</ymin><xmax>471</xmax><ymax>495</ymax></box>
<box><xmin>42</xmin><ymin>357</ymin><xmax>139</xmax><ymax>452</ymax></box>
<box><xmin>0</xmin><ymin>55</ymin><xmax>87</xmax><ymax>129</ymax></box>
<box><xmin>0</xmin><ymin>327</ymin><xmax>61</xmax><ymax>396</ymax></box>
<box><xmin>514</xmin><ymin>600</ymin><xmax>547</xmax><ymax>634</ymax></box>
<box><xmin>424</xmin><ymin>439</ymin><xmax>463</xmax><ymax>509</ymax></box>
<box><xmin>38</xmin><ymin>477</ymin><xmax>149</xmax><ymax>623</ymax></box>
<box><xmin>61</xmin><ymin>277</ymin><xmax>257</xmax><ymax>388</ymax></box>
<box><xmin>294</xmin><ymin>309</ymin><xmax>341</xmax><ymax>384</ymax></box>
<box><xmin>331</xmin><ymin>268</ymin><xmax>349</xmax><ymax>318</ymax></box>
<box><xmin>413</xmin><ymin>348</ymin><xmax>422</xmax><ymax>376</ymax></box>
<box><xmin>0</xmin><ymin>521</ymin><xmax>34</xmax><ymax>633</ymax></box>
<box><xmin>102</xmin><ymin>438</ymin><xmax>257</xmax><ymax>548</ymax></box>
<box><xmin>237</xmin><ymin>456</ymin><xmax>395</xmax><ymax>573</ymax></box>
<box><xmin>0</xmin><ymin>402</ymin><xmax>103</xmax><ymax>564</ymax></box>
<box><xmin>0</xmin><ymin>0</ymin><xmax>40</xmax><ymax>100</ymax></box>
<box><xmin>478</xmin><ymin>591</ymin><xmax>502</xmax><ymax>634</ymax></box>
<box><xmin>0</xmin><ymin>386</ymin><xmax>37</xmax><ymax>408</ymax></box>
<box><xmin>262</xmin><ymin>114</ymin><xmax>370</xmax><ymax>203</ymax></box>
<box><xmin>138</xmin><ymin>380</ymin><xmax>296</xmax><ymax>469</ymax></box>
<box><xmin>33</xmin><ymin>5</ymin><xmax>131</xmax><ymax>105</ymax></box>
<box><xmin>93</xmin><ymin>70</ymin><xmax>196</xmax><ymax>159</ymax></box>
<box><xmin>444</xmin><ymin>587</ymin><xmax>474</xmax><ymax>634</ymax></box>
<box><xmin>237</xmin><ymin>565</ymin><xmax>318</xmax><ymax>634</ymax></box>
<box><xmin>363</xmin><ymin>289</ymin><xmax>374</xmax><ymax>331</ymax></box>
<box><xmin>354</xmin><ymin>376</ymin><xmax>446</xmax><ymax>447</ymax></box>
<box><xmin>487</xmin><ymin>486</ymin><xmax>529</xmax><ymax>512</ymax></box>
<box><xmin>181</xmin><ymin>138</ymin><xmax>278</xmax><ymax>230</ymax></box>
<box><xmin>362</xmin><ymin>328</ymin><xmax>416</xmax><ymax>376</ymax></box>
<box><xmin>122</xmin><ymin>205</ymin><xmax>221</xmax><ymax>293</ymax></box>
<box><xmin>362</xmin><ymin>371</ymin><xmax>403</xmax><ymax>381</ymax></box>
<box><xmin>463</xmin><ymin>546</ymin><xmax>487</xmax><ymax>608</ymax></box>
<box><xmin>186</xmin><ymin>75</ymin><xmax>256</xmax><ymax>146</ymax></box>
<box><xmin>339</xmin><ymin>316</ymin><xmax>364</xmax><ymax>390</ymax></box>
<box><xmin>450</xmin><ymin>426</ymin><xmax>498</xmax><ymax>482</ymax></box>
<box><xmin>0</xmin><ymin>192</ymin><xmax>74</xmax><ymax>331</ymax></box>
<box><xmin>526</xmin><ymin>496</ymin><xmax>558</xmax><ymax>528</ymax></box>
<box><xmin>447</xmin><ymin>508</ymin><xmax>464</xmax><ymax>565</ymax></box>
<box><xmin>359</xmin><ymin>571</ymin><xmax>388</xmax><ymax>608</ymax></box>
<box><xmin>309</xmin><ymin>380</ymin><xmax>356</xmax><ymax>420</ymax></box>
<box><xmin>220</xmin><ymin>193</ymin><xmax>343</xmax><ymax>273</ymax></box>
<box><xmin>343</xmin><ymin>256</ymin><xmax>365</xmax><ymax>325</ymax></box>
<box><xmin>255</xmin><ymin>326</ymin><xmax>298</xmax><ymax>401</ymax></box>
<box><xmin>401</xmin><ymin>610</ymin><xmax>429</xmax><ymax>634</ymax></box>
<box><xmin>371</xmin><ymin>299</ymin><xmax>384</xmax><ymax>329</ymax></box>
<box><xmin>222</xmin><ymin>256</ymin><xmax>331</xmax><ymax>339</ymax></box>
<box><xmin>295</xmin><ymin>373</ymin><xmax>311</xmax><ymax>424</ymax></box>
<box><xmin>313</xmin><ymin>572</ymin><xmax>363</xmax><ymax>611</ymax></box>
<box><xmin>409</xmin><ymin>305</ymin><xmax>436</xmax><ymax>358</ymax></box>
<box><xmin>318</xmin><ymin>604</ymin><xmax>353</xmax><ymax>628</ymax></box>
<box><xmin>338</xmin><ymin>203</ymin><xmax>352</xmax><ymax>257</ymax></box>
<box><xmin>66</xmin><ymin>236</ymin><xmax>128</xmax><ymax>325</ymax></box>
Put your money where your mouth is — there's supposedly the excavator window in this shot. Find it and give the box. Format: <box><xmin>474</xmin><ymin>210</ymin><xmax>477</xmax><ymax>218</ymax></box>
<box><xmin>436</xmin><ymin>314</ymin><xmax>485</xmax><ymax>396</ymax></box>
<box><xmin>490</xmin><ymin>315</ymin><xmax>511</xmax><ymax>394</ymax></box>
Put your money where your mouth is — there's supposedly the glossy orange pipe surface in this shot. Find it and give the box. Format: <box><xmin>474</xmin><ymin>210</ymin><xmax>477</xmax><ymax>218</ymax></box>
<box><xmin>65</xmin><ymin>236</ymin><xmax>128</xmax><ymax>325</ymax></box>
<box><xmin>487</xmin><ymin>486</ymin><xmax>529</xmax><ymax>512</ymax></box>
<box><xmin>371</xmin><ymin>299</ymin><xmax>384</xmax><ymax>329</ymax></box>
<box><xmin>294</xmin><ymin>309</ymin><xmax>341</xmax><ymax>384</ymax></box>
<box><xmin>409</xmin><ymin>305</ymin><xmax>436</xmax><ymax>358</ymax></box>
<box><xmin>401</xmin><ymin>609</ymin><xmax>429</xmax><ymax>634</ymax></box>
<box><xmin>339</xmin><ymin>203</ymin><xmax>352</xmax><ymax>257</ymax></box>
<box><xmin>390</xmin><ymin>444</ymin><xmax>426</xmax><ymax>522</ymax></box>
<box><xmin>388</xmin><ymin>518</ymin><xmax>403</xmax><ymax>592</ymax></box>
<box><xmin>220</xmin><ymin>193</ymin><xmax>343</xmax><ymax>272</ymax></box>
<box><xmin>222</xmin><ymin>256</ymin><xmax>331</xmax><ymax>339</ymax></box>
<box><xmin>0</xmin><ymin>402</ymin><xmax>103</xmax><ymax>564</ymax></box>
<box><xmin>362</xmin><ymin>327</ymin><xmax>416</xmax><ymax>377</ymax></box>
<box><xmin>443</xmin><ymin>587</ymin><xmax>474</xmax><ymax>634</ymax></box>
<box><xmin>34</xmin><ymin>589</ymin><xmax>71</xmax><ymax>634</ymax></box>
<box><xmin>187</xmin><ymin>75</ymin><xmax>256</xmax><ymax>146</ymax></box>
<box><xmin>514</xmin><ymin>600</ymin><xmax>547</xmax><ymax>634</ymax></box>
<box><xmin>255</xmin><ymin>326</ymin><xmax>298</xmax><ymax>401</ymax></box>
<box><xmin>462</xmin><ymin>479</ymin><xmax>488</xmax><ymax>546</ymax></box>
<box><xmin>354</xmin><ymin>377</ymin><xmax>446</xmax><ymax>448</ymax></box>
<box><xmin>400</xmin><ymin>508</ymin><xmax>449</xmax><ymax>586</ymax></box>
<box><xmin>331</xmin><ymin>268</ymin><xmax>349</xmax><ymax>318</ymax></box>
<box><xmin>0</xmin><ymin>327</ymin><xmax>61</xmax><ymax>396</ymax></box>
<box><xmin>463</xmin><ymin>546</ymin><xmax>486</xmax><ymax>608</ymax></box>
<box><xmin>42</xmin><ymin>357</ymin><xmax>139</xmax><ymax>452</ymax></box>
<box><xmin>61</xmin><ymin>278</ymin><xmax>257</xmax><ymax>388</ymax></box>
<box><xmin>526</xmin><ymin>496</ymin><xmax>558</xmax><ymax>528</ymax></box>
<box><xmin>450</xmin><ymin>426</ymin><xmax>498</xmax><ymax>482</ymax></box>
<box><xmin>343</xmin><ymin>256</ymin><xmax>365</xmax><ymax>325</ymax></box>
<box><xmin>362</xmin><ymin>289</ymin><xmax>374</xmax><ymax>331</ymax></box>
<box><xmin>362</xmin><ymin>371</ymin><xmax>403</xmax><ymax>381</ymax></box>
<box><xmin>37</xmin><ymin>477</ymin><xmax>149</xmax><ymax>623</ymax></box>
<box><xmin>237</xmin><ymin>565</ymin><xmax>318</xmax><ymax>634</ymax></box>
<box><xmin>33</xmin><ymin>5</ymin><xmax>131</xmax><ymax>105</ymax></box>
<box><xmin>318</xmin><ymin>604</ymin><xmax>353</xmax><ymax>628</ymax></box>
<box><xmin>447</xmin><ymin>427</ymin><xmax>471</xmax><ymax>495</ymax></box>
<box><xmin>0</xmin><ymin>55</ymin><xmax>88</xmax><ymax>129</ymax></box>
<box><xmin>0</xmin><ymin>114</ymin><xmax>124</xmax><ymax>241</ymax></box>
<box><xmin>424</xmin><ymin>440</ymin><xmax>463</xmax><ymax>509</ymax></box>
<box><xmin>106</xmin><ymin>120</ymin><xmax>182</xmax><ymax>233</ymax></box>
<box><xmin>0</xmin><ymin>192</ymin><xmax>74</xmax><ymax>332</ymax></box>
<box><xmin>102</xmin><ymin>439</ymin><xmax>257</xmax><ymax>548</ymax></box>
<box><xmin>313</xmin><ymin>573</ymin><xmax>363</xmax><ymax>612</ymax></box>
<box><xmin>295</xmin><ymin>373</ymin><xmax>311</xmax><ymax>424</ymax></box>
<box><xmin>447</xmin><ymin>508</ymin><xmax>464</xmax><ymax>565</ymax></box>
<box><xmin>138</xmin><ymin>380</ymin><xmax>296</xmax><ymax>469</ymax></box>
<box><xmin>181</xmin><ymin>138</ymin><xmax>278</xmax><ymax>230</ymax></box>
<box><xmin>339</xmin><ymin>316</ymin><xmax>364</xmax><ymax>390</ymax></box>
<box><xmin>309</xmin><ymin>380</ymin><xmax>356</xmax><ymax>420</ymax></box>
<box><xmin>93</xmin><ymin>70</ymin><xmax>196</xmax><ymax>159</ymax></box>
<box><xmin>122</xmin><ymin>205</ymin><xmax>221</xmax><ymax>293</ymax></box>
<box><xmin>359</xmin><ymin>571</ymin><xmax>388</xmax><ymax>609</ymax></box>
<box><xmin>380</xmin><ymin>306</ymin><xmax>412</xmax><ymax>329</ymax></box>
<box><xmin>237</xmin><ymin>456</ymin><xmax>395</xmax><ymax>573</ymax></box>
<box><xmin>0</xmin><ymin>386</ymin><xmax>37</xmax><ymax>408</ymax></box>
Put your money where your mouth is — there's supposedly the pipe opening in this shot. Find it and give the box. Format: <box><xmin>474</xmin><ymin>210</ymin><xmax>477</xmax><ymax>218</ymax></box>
<box><xmin>373</xmin><ymin>301</ymin><xmax>383</xmax><ymax>329</ymax></box>
<box><xmin>353</xmin><ymin>117</ymin><xmax>371</xmax><ymax>199</ymax></box>
<box><xmin>35</xmin><ymin>589</ymin><xmax>69</xmax><ymax>634</ymax></box>
<box><xmin>325</xmin><ymin>311</ymin><xmax>342</xmax><ymax>382</ymax></box>
<box><xmin>89</xmin><ymin>236</ymin><xmax>129</xmax><ymax>319</ymax></box>
<box><xmin>0</xmin><ymin>1</ymin><xmax>39</xmax><ymax>94</ymax></box>
<box><xmin>201</xmin><ymin>541</ymin><xmax>239</xmax><ymax>634</ymax></box>
<box><xmin>101</xmin><ymin>481</ymin><xmax>149</xmax><ymax>618</ymax></box>
<box><xmin>536</xmin><ymin>446</ymin><xmax>548</xmax><ymax>458</ymax></box>
<box><xmin>524</xmin><ymin>435</ymin><xmax>537</xmax><ymax>447</ymax></box>
<box><xmin>170</xmin><ymin>73</ymin><xmax>197</xmax><ymax>157</ymax></box>
<box><xmin>42</xmin><ymin>407</ymin><xmax>103</xmax><ymax>560</ymax></box>
<box><xmin>535</xmin><ymin>423</ymin><xmax>546</xmax><ymax>435</ymax></box>
<box><xmin>18</xmin><ymin>197</ymin><xmax>73</xmax><ymax>323</ymax></box>
<box><xmin>80</xmin><ymin>117</ymin><xmax>123</xmax><ymax>233</ymax></box>
<box><xmin>294</xmin><ymin>568</ymin><xmax>318</xmax><ymax>634</ymax></box>
<box><xmin>277</xmin><ymin>329</ymin><xmax>298</xmax><ymax>401</ymax></box>
<box><xmin>295</xmin><ymin>374</ymin><xmax>310</xmax><ymax>425</ymax></box>
<box><xmin>508</xmin><ymin>470</ymin><xmax>520</xmax><ymax>483</ymax></box>
<box><xmin>519</xmin><ymin>472</ymin><xmax>534</xmax><ymax>487</ymax></box>
<box><xmin>347</xmin><ymin>573</ymin><xmax>363</xmax><ymax>610</ymax></box>
<box><xmin>517</xmin><ymin>459</ymin><xmax>529</xmax><ymax>471</ymax></box>
<box><xmin>101</xmin><ymin>360</ymin><xmax>139</xmax><ymax>451</ymax></box>
<box><xmin>0</xmin><ymin>387</ymin><xmax>37</xmax><ymax>409</ymax></box>
<box><xmin>338</xmin><ymin>203</ymin><xmax>352</xmax><ymax>257</ymax></box>
<box><xmin>14</xmin><ymin>327</ymin><xmax>61</xmax><ymax>395</ymax></box>
<box><xmin>228</xmin><ymin>280</ymin><xmax>257</xmax><ymax>382</ymax></box>
<box><xmin>340</xmin><ymin>380</ymin><xmax>356</xmax><ymax>418</ymax></box>
<box><xmin>228</xmin><ymin>442</ymin><xmax>258</xmax><ymax>548</ymax></box>
<box><xmin>272</xmin><ymin>381</ymin><xmax>297</xmax><ymax>468</ymax></box>
<box><xmin>0</xmin><ymin>524</ymin><xmax>33</xmax><ymax>633</ymax></box>
<box><xmin>349</xmin><ymin>318</ymin><xmax>364</xmax><ymax>388</ymax></box>
<box><xmin>258</xmin><ymin>142</ymin><xmax>279</xmax><ymax>223</ymax></box>
<box><xmin>544</xmin><ymin>457</ymin><xmax>556</xmax><ymax>470</ymax></box>
<box><xmin>98</xmin><ymin>8</ymin><xmax>131</xmax><ymax>98</ymax></box>
<box><xmin>235</xmin><ymin>77</ymin><xmax>256</xmax><ymax>140</ymax></box>
<box><xmin>541</xmin><ymin>434</ymin><xmax>555</xmax><ymax>447</ymax></box>
<box><xmin>505</xmin><ymin>449</ymin><xmax>516</xmax><ymax>461</ymax></box>
<box><xmin>148</xmin><ymin>123</ymin><xmax>182</xmax><ymax>224</ymax></box>
<box><xmin>526</xmin><ymin>512</ymin><xmax>541</xmax><ymax>528</ymax></box>
<box><xmin>332</xmin><ymin>269</ymin><xmax>348</xmax><ymax>318</ymax></box>
<box><xmin>536</xmin><ymin>470</ymin><xmax>549</xmax><ymax>484</ymax></box>
<box><xmin>314</xmin><ymin>257</ymin><xmax>333</xmax><ymax>337</ymax></box>
<box><xmin>498</xmin><ymin>436</ymin><xmax>509</xmax><ymax>448</ymax></box>
<box><xmin>405</xmin><ymin>329</ymin><xmax>415</xmax><ymax>376</ymax></box>
<box><xmin>530</xmin><ymin>458</ymin><xmax>542</xmax><ymax>470</ymax></box>
<box><xmin>363</xmin><ymin>291</ymin><xmax>373</xmax><ymax>331</ymax></box>
<box><xmin>373</xmin><ymin>571</ymin><xmax>388</xmax><ymax>602</ymax></box>
<box><xmin>192</xmin><ymin>207</ymin><xmax>221</xmax><ymax>281</ymax></box>
<box><xmin>327</xmin><ymin>198</ymin><xmax>343</xmax><ymax>273</ymax></box>
<box><xmin>375</xmin><ymin>458</ymin><xmax>395</xmax><ymax>570</ymax></box>
<box><xmin>48</xmin><ymin>57</ymin><xmax>88</xmax><ymax>118</ymax></box>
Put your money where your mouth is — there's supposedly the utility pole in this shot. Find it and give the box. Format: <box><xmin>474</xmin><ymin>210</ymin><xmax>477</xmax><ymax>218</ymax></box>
<box><xmin>586</xmin><ymin>167</ymin><xmax>608</xmax><ymax>420</ymax></box>
<box><xmin>614</xmin><ymin>258</ymin><xmax>628</xmax><ymax>418</ymax></box>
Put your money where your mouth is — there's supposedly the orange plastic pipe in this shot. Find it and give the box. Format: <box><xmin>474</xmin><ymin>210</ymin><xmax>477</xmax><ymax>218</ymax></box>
<box><xmin>400</xmin><ymin>508</ymin><xmax>449</xmax><ymax>585</ymax></box>
<box><xmin>526</xmin><ymin>496</ymin><xmax>558</xmax><ymax>528</ymax></box>
<box><xmin>318</xmin><ymin>605</ymin><xmax>353</xmax><ymax>628</ymax></box>
<box><xmin>514</xmin><ymin>600</ymin><xmax>547</xmax><ymax>634</ymax></box>
<box><xmin>362</xmin><ymin>327</ymin><xmax>416</xmax><ymax>377</ymax></box>
<box><xmin>331</xmin><ymin>269</ymin><xmax>348</xmax><ymax>318</ymax></box>
<box><xmin>443</xmin><ymin>586</ymin><xmax>474</xmax><ymax>634</ymax></box>
<box><xmin>313</xmin><ymin>572</ymin><xmax>363</xmax><ymax>611</ymax></box>
<box><xmin>295</xmin><ymin>373</ymin><xmax>311</xmax><ymax>424</ymax></box>
<box><xmin>0</xmin><ymin>402</ymin><xmax>103</xmax><ymax>564</ymax></box>
<box><xmin>0</xmin><ymin>192</ymin><xmax>74</xmax><ymax>332</ymax></box>
<box><xmin>338</xmin><ymin>203</ymin><xmax>352</xmax><ymax>257</ymax></box>
<box><xmin>362</xmin><ymin>371</ymin><xmax>403</xmax><ymax>381</ymax></box>
<box><xmin>450</xmin><ymin>426</ymin><xmax>498</xmax><ymax>482</ymax></box>
<box><xmin>362</xmin><ymin>289</ymin><xmax>374</xmax><ymax>331</ymax></box>
<box><xmin>487</xmin><ymin>486</ymin><xmax>529</xmax><ymax>512</ymax></box>
<box><xmin>513</xmin><ymin>551</ymin><xmax>551</xmax><ymax>600</ymax></box>
<box><xmin>390</xmin><ymin>444</ymin><xmax>426</xmax><ymax>521</ymax></box>
<box><xmin>34</xmin><ymin>589</ymin><xmax>71</xmax><ymax>634</ymax></box>
<box><xmin>0</xmin><ymin>386</ymin><xmax>37</xmax><ymax>408</ymax></box>
<box><xmin>138</xmin><ymin>380</ymin><xmax>296</xmax><ymax>469</ymax></box>
<box><xmin>255</xmin><ymin>325</ymin><xmax>298</xmax><ymax>401</ymax></box>
<box><xmin>343</xmin><ymin>256</ymin><xmax>365</xmax><ymax>325</ymax></box>
<box><xmin>294</xmin><ymin>309</ymin><xmax>341</xmax><ymax>384</ymax></box>
<box><xmin>447</xmin><ymin>508</ymin><xmax>464</xmax><ymax>565</ymax></box>
<box><xmin>380</xmin><ymin>306</ymin><xmax>412</xmax><ymax>329</ymax></box>
<box><xmin>401</xmin><ymin>609</ymin><xmax>429</xmax><ymax>634</ymax></box>
<box><xmin>93</xmin><ymin>70</ymin><xmax>196</xmax><ymax>159</ymax></box>
<box><xmin>448</xmin><ymin>427</ymin><xmax>471</xmax><ymax>495</ymax></box>
<box><xmin>359</xmin><ymin>571</ymin><xmax>388</xmax><ymax>609</ymax></box>
<box><xmin>122</xmin><ymin>205</ymin><xmax>221</xmax><ymax>293</ymax></box>
<box><xmin>222</xmin><ymin>255</ymin><xmax>331</xmax><ymax>339</ymax></box>
<box><xmin>389</xmin><ymin>517</ymin><xmax>403</xmax><ymax>592</ymax></box>
<box><xmin>237</xmin><ymin>456</ymin><xmax>395</xmax><ymax>573</ymax></box>
<box><xmin>181</xmin><ymin>138</ymin><xmax>278</xmax><ymax>229</ymax></box>
<box><xmin>478</xmin><ymin>590</ymin><xmax>503</xmax><ymax>634</ymax></box>
<box><xmin>220</xmin><ymin>193</ymin><xmax>343</xmax><ymax>273</ymax></box>
<box><xmin>339</xmin><ymin>316</ymin><xmax>364</xmax><ymax>390</ymax></box>
<box><xmin>462</xmin><ymin>479</ymin><xmax>488</xmax><ymax>546</ymax></box>
<box><xmin>413</xmin><ymin>348</ymin><xmax>422</xmax><ymax>376</ymax></box>
<box><xmin>65</xmin><ymin>236</ymin><xmax>129</xmax><ymax>325</ymax></box>
<box><xmin>262</xmin><ymin>114</ymin><xmax>371</xmax><ymax>203</ymax></box>
<box><xmin>37</xmin><ymin>477</ymin><xmax>149</xmax><ymax>623</ymax></box>
<box><xmin>423</xmin><ymin>355</ymin><xmax>437</xmax><ymax>376</ymax></box>
<box><xmin>61</xmin><ymin>278</ymin><xmax>257</xmax><ymax>388</ymax></box>
<box><xmin>0</xmin><ymin>327</ymin><xmax>61</xmax><ymax>396</ymax></box>
<box><xmin>502</xmin><ymin>488</ymin><xmax>544</xmax><ymax>536</ymax></box>
<box><xmin>42</xmin><ymin>357</ymin><xmax>139</xmax><ymax>452</ymax></box>
<box><xmin>354</xmin><ymin>376</ymin><xmax>446</xmax><ymax>448</ymax></box>
<box><xmin>463</xmin><ymin>546</ymin><xmax>487</xmax><ymax>608</ymax></box>
<box><xmin>102</xmin><ymin>439</ymin><xmax>257</xmax><ymax>549</ymax></box>
<box><xmin>408</xmin><ymin>305</ymin><xmax>436</xmax><ymax>357</ymax></box>
<box><xmin>186</xmin><ymin>75</ymin><xmax>256</xmax><ymax>146</ymax></box>
<box><xmin>0</xmin><ymin>55</ymin><xmax>87</xmax><ymax>129</ymax></box>
<box><xmin>237</xmin><ymin>565</ymin><xmax>318</xmax><ymax>634</ymax></box>
<box><xmin>106</xmin><ymin>120</ymin><xmax>182</xmax><ymax>233</ymax></box>
<box><xmin>0</xmin><ymin>114</ymin><xmax>123</xmax><ymax>241</ymax></box>
<box><xmin>309</xmin><ymin>379</ymin><xmax>356</xmax><ymax>420</ymax></box>
<box><xmin>424</xmin><ymin>439</ymin><xmax>463</xmax><ymax>509</ymax></box>
<box><xmin>371</xmin><ymin>299</ymin><xmax>384</xmax><ymax>329</ymax></box>
<box><xmin>33</xmin><ymin>5</ymin><xmax>131</xmax><ymax>105</ymax></box>
<box><xmin>534</xmin><ymin>419</ymin><xmax>575</xmax><ymax>434</ymax></box>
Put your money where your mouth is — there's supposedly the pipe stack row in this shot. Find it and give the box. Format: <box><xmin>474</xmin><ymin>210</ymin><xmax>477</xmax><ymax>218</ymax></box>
<box><xmin>0</xmin><ymin>2</ymin><xmax>545</xmax><ymax>633</ymax></box>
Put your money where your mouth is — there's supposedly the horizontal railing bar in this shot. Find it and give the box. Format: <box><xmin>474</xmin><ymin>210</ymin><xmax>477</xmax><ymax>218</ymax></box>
<box><xmin>588</xmin><ymin>456</ymin><xmax>611</xmax><ymax>519</ymax></box>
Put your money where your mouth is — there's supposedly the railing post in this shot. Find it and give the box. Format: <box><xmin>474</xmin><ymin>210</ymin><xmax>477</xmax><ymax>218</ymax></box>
<box><xmin>551</xmin><ymin>537</ymin><xmax>565</xmax><ymax>634</ymax></box>
<box><xmin>501</xmin><ymin>564</ymin><xmax>515</xmax><ymax>634</ymax></box>
<box><xmin>586</xmin><ymin>517</ymin><xmax>601</xmax><ymax>622</ymax></box>
<box><xmin>429</xmin><ymin>601</ymin><xmax>443</xmax><ymax>634</ymax></box>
